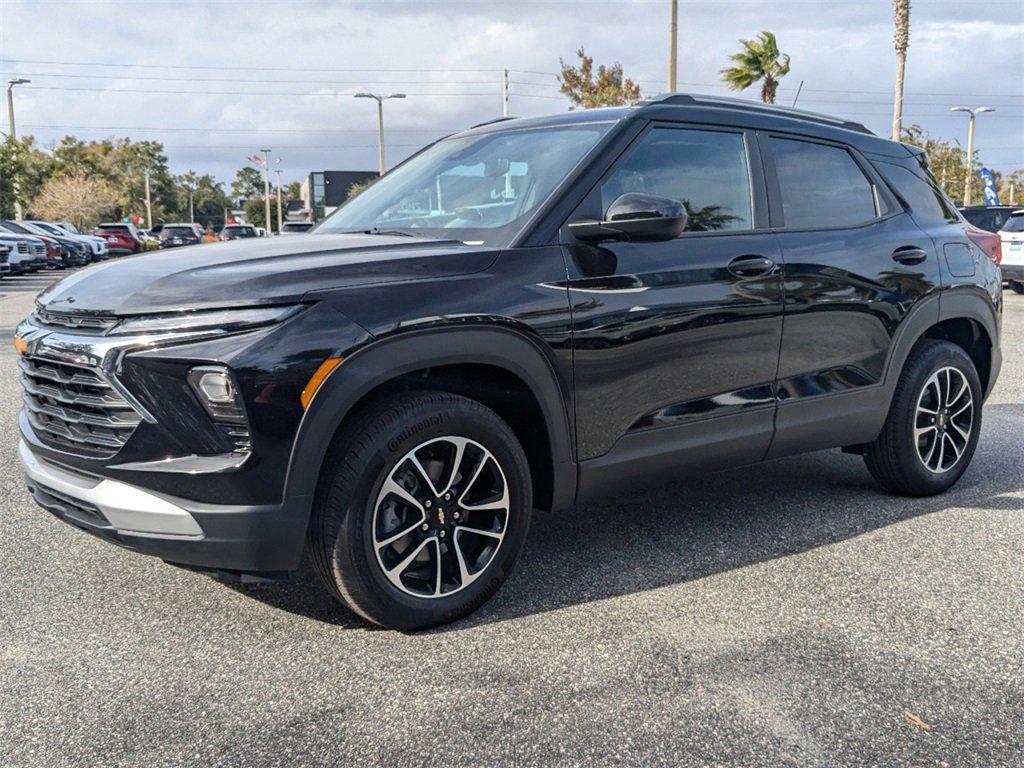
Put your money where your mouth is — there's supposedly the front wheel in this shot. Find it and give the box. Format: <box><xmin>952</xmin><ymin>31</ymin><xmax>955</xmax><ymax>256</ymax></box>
<box><xmin>309</xmin><ymin>391</ymin><xmax>532</xmax><ymax>630</ymax></box>
<box><xmin>864</xmin><ymin>339</ymin><xmax>982</xmax><ymax>496</ymax></box>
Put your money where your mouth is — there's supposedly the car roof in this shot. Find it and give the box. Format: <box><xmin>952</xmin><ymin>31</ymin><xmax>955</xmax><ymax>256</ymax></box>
<box><xmin>461</xmin><ymin>92</ymin><xmax>910</xmax><ymax>159</ymax></box>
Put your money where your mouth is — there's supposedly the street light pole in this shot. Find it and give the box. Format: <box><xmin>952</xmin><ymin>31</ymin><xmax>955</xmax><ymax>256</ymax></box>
<box><xmin>667</xmin><ymin>0</ymin><xmax>678</xmax><ymax>91</ymax></box>
<box><xmin>274</xmin><ymin>165</ymin><xmax>283</xmax><ymax>234</ymax></box>
<box><xmin>950</xmin><ymin>106</ymin><xmax>994</xmax><ymax>206</ymax></box>
<box><xmin>6</xmin><ymin>78</ymin><xmax>30</xmax><ymax>220</ymax></box>
<box><xmin>355</xmin><ymin>93</ymin><xmax>406</xmax><ymax>176</ymax></box>
<box><xmin>260</xmin><ymin>148</ymin><xmax>272</xmax><ymax>233</ymax></box>
<box><xmin>144</xmin><ymin>170</ymin><xmax>153</xmax><ymax>229</ymax></box>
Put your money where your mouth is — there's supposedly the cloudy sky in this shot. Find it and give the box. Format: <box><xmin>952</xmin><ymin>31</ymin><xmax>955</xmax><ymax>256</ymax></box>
<box><xmin>1</xmin><ymin>0</ymin><xmax>1022</xmax><ymax>188</ymax></box>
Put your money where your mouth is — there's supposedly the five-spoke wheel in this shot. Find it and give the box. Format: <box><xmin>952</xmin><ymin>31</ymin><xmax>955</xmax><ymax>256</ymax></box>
<box><xmin>373</xmin><ymin>436</ymin><xmax>510</xmax><ymax>599</ymax></box>
<box><xmin>914</xmin><ymin>366</ymin><xmax>974</xmax><ymax>474</ymax></box>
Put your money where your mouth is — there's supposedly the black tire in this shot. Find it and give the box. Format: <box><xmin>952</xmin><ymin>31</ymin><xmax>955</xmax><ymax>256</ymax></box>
<box><xmin>1010</xmin><ymin>281</ymin><xmax>1024</xmax><ymax>295</ymax></box>
<box><xmin>309</xmin><ymin>390</ymin><xmax>532</xmax><ymax>630</ymax></box>
<box><xmin>864</xmin><ymin>339</ymin><xmax>982</xmax><ymax>496</ymax></box>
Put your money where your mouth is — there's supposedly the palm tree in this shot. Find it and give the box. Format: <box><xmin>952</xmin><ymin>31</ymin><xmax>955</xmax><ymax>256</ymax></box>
<box><xmin>720</xmin><ymin>31</ymin><xmax>790</xmax><ymax>104</ymax></box>
<box><xmin>892</xmin><ymin>0</ymin><xmax>911</xmax><ymax>141</ymax></box>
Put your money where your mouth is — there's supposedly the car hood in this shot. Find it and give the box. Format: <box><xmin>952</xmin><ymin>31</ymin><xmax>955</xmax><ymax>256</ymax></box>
<box><xmin>37</xmin><ymin>233</ymin><xmax>499</xmax><ymax>316</ymax></box>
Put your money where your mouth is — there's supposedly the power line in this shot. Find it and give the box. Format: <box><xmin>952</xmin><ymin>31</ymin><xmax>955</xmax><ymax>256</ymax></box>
<box><xmin>20</xmin><ymin>123</ymin><xmax>460</xmax><ymax>133</ymax></box>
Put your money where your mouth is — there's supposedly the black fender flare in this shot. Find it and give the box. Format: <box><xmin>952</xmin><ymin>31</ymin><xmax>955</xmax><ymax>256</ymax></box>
<box><xmin>282</xmin><ymin>324</ymin><xmax>577</xmax><ymax>520</ymax></box>
<box><xmin>881</xmin><ymin>286</ymin><xmax>999</xmax><ymax>403</ymax></box>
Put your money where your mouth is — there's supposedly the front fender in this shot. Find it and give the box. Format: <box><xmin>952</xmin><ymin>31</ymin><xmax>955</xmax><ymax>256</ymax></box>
<box><xmin>283</xmin><ymin>324</ymin><xmax>576</xmax><ymax>520</ymax></box>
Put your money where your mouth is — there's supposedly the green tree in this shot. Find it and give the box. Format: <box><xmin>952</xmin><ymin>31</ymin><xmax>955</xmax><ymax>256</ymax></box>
<box><xmin>174</xmin><ymin>171</ymin><xmax>229</xmax><ymax>228</ymax></box>
<box><xmin>0</xmin><ymin>136</ymin><xmax>54</xmax><ymax>217</ymax></box>
<box><xmin>720</xmin><ymin>31</ymin><xmax>791</xmax><ymax>104</ymax></box>
<box><xmin>558</xmin><ymin>47</ymin><xmax>641</xmax><ymax>109</ymax></box>
<box><xmin>243</xmin><ymin>197</ymin><xmax>269</xmax><ymax>229</ymax></box>
<box><xmin>231</xmin><ymin>167</ymin><xmax>264</xmax><ymax>201</ymax></box>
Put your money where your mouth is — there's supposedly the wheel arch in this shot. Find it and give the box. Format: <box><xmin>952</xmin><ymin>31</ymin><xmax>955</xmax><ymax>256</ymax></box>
<box><xmin>283</xmin><ymin>325</ymin><xmax>577</xmax><ymax>525</ymax></box>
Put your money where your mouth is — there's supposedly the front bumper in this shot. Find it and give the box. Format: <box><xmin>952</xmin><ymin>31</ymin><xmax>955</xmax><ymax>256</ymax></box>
<box><xmin>20</xmin><ymin>440</ymin><xmax>310</xmax><ymax>573</ymax></box>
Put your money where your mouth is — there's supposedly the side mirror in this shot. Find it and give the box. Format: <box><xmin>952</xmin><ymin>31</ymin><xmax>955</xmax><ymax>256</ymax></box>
<box><xmin>568</xmin><ymin>193</ymin><xmax>688</xmax><ymax>243</ymax></box>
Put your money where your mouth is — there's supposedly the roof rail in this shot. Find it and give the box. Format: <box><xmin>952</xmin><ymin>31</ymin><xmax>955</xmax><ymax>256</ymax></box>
<box><xmin>639</xmin><ymin>93</ymin><xmax>873</xmax><ymax>135</ymax></box>
<box><xmin>469</xmin><ymin>116</ymin><xmax>517</xmax><ymax>130</ymax></box>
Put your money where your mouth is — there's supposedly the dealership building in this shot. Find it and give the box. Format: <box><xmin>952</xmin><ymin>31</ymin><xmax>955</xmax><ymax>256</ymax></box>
<box><xmin>301</xmin><ymin>170</ymin><xmax>380</xmax><ymax>222</ymax></box>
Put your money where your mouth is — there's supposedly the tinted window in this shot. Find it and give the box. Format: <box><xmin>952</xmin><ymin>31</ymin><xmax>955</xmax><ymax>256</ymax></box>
<box><xmin>771</xmin><ymin>138</ymin><xmax>877</xmax><ymax>228</ymax></box>
<box><xmin>1003</xmin><ymin>213</ymin><xmax>1024</xmax><ymax>233</ymax></box>
<box><xmin>878</xmin><ymin>163</ymin><xmax>958</xmax><ymax>226</ymax></box>
<box><xmin>601</xmin><ymin>128</ymin><xmax>753</xmax><ymax>232</ymax></box>
<box><xmin>163</xmin><ymin>226</ymin><xmax>197</xmax><ymax>237</ymax></box>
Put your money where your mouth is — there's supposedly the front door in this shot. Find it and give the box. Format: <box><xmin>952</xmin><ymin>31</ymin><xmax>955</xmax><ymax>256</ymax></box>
<box><xmin>561</xmin><ymin>123</ymin><xmax>785</xmax><ymax>497</ymax></box>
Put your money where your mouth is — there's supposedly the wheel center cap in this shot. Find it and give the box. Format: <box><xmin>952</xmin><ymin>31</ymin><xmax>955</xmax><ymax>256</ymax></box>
<box><xmin>937</xmin><ymin>412</ymin><xmax>947</xmax><ymax>428</ymax></box>
<box><xmin>436</xmin><ymin>508</ymin><xmax>446</xmax><ymax>526</ymax></box>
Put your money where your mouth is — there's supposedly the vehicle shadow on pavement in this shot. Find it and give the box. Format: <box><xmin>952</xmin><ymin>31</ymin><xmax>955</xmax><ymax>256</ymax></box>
<box><xmin>231</xmin><ymin>402</ymin><xmax>1024</xmax><ymax>631</ymax></box>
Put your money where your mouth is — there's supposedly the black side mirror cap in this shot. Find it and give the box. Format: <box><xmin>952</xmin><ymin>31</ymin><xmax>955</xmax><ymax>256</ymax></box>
<box><xmin>568</xmin><ymin>193</ymin><xmax>688</xmax><ymax>243</ymax></box>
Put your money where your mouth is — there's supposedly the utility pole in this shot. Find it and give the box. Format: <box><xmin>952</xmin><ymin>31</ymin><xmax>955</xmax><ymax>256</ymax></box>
<box><xmin>274</xmin><ymin>166</ymin><xmax>283</xmax><ymax>234</ymax></box>
<box><xmin>355</xmin><ymin>93</ymin><xmax>406</xmax><ymax>176</ymax></box>
<box><xmin>189</xmin><ymin>190</ymin><xmax>194</xmax><ymax>223</ymax></box>
<box><xmin>667</xmin><ymin>0</ymin><xmax>678</xmax><ymax>92</ymax></box>
<box><xmin>144</xmin><ymin>170</ymin><xmax>153</xmax><ymax>229</ymax></box>
<box><xmin>6</xmin><ymin>78</ymin><xmax>30</xmax><ymax>220</ymax></box>
<box><xmin>502</xmin><ymin>69</ymin><xmax>510</xmax><ymax>117</ymax></box>
<box><xmin>950</xmin><ymin>106</ymin><xmax>994</xmax><ymax>206</ymax></box>
<box><xmin>260</xmin><ymin>148</ymin><xmax>272</xmax><ymax>232</ymax></box>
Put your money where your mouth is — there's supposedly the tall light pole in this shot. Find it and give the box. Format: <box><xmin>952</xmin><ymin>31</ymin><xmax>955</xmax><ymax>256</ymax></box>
<box><xmin>667</xmin><ymin>0</ymin><xmax>678</xmax><ymax>92</ymax></box>
<box><xmin>950</xmin><ymin>106</ymin><xmax>994</xmax><ymax>206</ymax></box>
<box><xmin>7</xmin><ymin>78</ymin><xmax>30</xmax><ymax>220</ymax></box>
<box><xmin>274</xmin><ymin>160</ymin><xmax>283</xmax><ymax>235</ymax></box>
<box><xmin>355</xmin><ymin>93</ymin><xmax>406</xmax><ymax>176</ymax></box>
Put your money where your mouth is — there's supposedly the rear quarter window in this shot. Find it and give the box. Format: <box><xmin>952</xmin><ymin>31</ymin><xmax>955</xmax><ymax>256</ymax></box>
<box><xmin>876</xmin><ymin>162</ymin><xmax>958</xmax><ymax>227</ymax></box>
<box><xmin>1002</xmin><ymin>213</ymin><xmax>1024</xmax><ymax>233</ymax></box>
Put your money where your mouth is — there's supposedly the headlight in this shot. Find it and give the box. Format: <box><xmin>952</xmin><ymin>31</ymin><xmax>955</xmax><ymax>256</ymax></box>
<box><xmin>108</xmin><ymin>305</ymin><xmax>303</xmax><ymax>337</ymax></box>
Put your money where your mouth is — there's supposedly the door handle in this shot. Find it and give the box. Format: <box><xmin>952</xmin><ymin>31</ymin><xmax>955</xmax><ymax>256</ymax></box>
<box><xmin>892</xmin><ymin>246</ymin><xmax>928</xmax><ymax>265</ymax></box>
<box><xmin>727</xmin><ymin>254</ymin><xmax>776</xmax><ymax>278</ymax></box>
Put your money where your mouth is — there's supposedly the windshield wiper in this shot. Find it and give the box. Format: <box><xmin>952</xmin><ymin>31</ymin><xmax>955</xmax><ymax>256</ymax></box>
<box><xmin>363</xmin><ymin>227</ymin><xmax>420</xmax><ymax>237</ymax></box>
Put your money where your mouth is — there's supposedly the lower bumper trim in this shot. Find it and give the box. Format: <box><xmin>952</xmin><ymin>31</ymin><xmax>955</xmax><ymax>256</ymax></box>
<box><xmin>19</xmin><ymin>440</ymin><xmax>204</xmax><ymax>538</ymax></box>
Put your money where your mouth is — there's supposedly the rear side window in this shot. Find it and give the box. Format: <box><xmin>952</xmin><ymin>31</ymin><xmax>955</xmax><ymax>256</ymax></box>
<box><xmin>601</xmin><ymin>127</ymin><xmax>753</xmax><ymax>232</ymax></box>
<box><xmin>877</xmin><ymin>162</ymin><xmax>958</xmax><ymax>226</ymax></box>
<box><xmin>770</xmin><ymin>138</ymin><xmax>877</xmax><ymax>229</ymax></box>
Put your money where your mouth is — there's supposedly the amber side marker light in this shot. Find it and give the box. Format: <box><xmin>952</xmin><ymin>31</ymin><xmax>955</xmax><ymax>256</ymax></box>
<box><xmin>301</xmin><ymin>357</ymin><xmax>344</xmax><ymax>409</ymax></box>
<box><xmin>13</xmin><ymin>335</ymin><xmax>27</xmax><ymax>355</ymax></box>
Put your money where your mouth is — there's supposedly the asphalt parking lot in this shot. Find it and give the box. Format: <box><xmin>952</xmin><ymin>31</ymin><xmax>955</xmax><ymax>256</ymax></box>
<box><xmin>1</xmin><ymin>273</ymin><xmax>1021</xmax><ymax>767</ymax></box>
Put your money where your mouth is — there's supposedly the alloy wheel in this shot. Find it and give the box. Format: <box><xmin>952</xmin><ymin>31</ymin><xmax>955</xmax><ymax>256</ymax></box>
<box><xmin>914</xmin><ymin>366</ymin><xmax>974</xmax><ymax>474</ymax></box>
<box><xmin>372</xmin><ymin>436</ymin><xmax>510</xmax><ymax>599</ymax></box>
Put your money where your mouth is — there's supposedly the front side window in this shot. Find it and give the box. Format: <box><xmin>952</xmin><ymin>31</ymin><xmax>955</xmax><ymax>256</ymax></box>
<box><xmin>600</xmin><ymin>127</ymin><xmax>753</xmax><ymax>232</ymax></box>
<box><xmin>771</xmin><ymin>138</ymin><xmax>877</xmax><ymax>229</ymax></box>
<box><xmin>316</xmin><ymin>124</ymin><xmax>611</xmax><ymax>246</ymax></box>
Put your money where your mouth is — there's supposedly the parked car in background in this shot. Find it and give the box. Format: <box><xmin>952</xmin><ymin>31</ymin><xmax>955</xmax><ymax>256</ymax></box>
<box><xmin>997</xmin><ymin>209</ymin><xmax>1024</xmax><ymax>294</ymax></box>
<box><xmin>218</xmin><ymin>224</ymin><xmax>259</xmax><ymax>241</ymax></box>
<box><xmin>94</xmin><ymin>222</ymin><xmax>144</xmax><ymax>255</ymax></box>
<box><xmin>0</xmin><ymin>236</ymin><xmax>39</xmax><ymax>274</ymax></box>
<box><xmin>0</xmin><ymin>221</ymin><xmax>61</xmax><ymax>269</ymax></box>
<box><xmin>0</xmin><ymin>242</ymin><xmax>11</xmax><ymax>277</ymax></box>
<box><xmin>137</xmin><ymin>230</ymin><xmax>161</xmax><ymax>250</ymax></box>
<box><xmin>159</xmin><ymin>223</ymin><xmax>204</xmax><ymax>248</ymax></box>
<box><xmin>51</xmin><ymin>221</ymin><xmax>110</xmax><ymax>261</ymax></box>
<box><xmin>959</xmin><ymin>205</ymin><xmax>1019</xmax><ymax>234</ymax></box>
<box><xmin>25</xmin><ymin>221</ymin><xmax>99</xmax><ymax>266</ymax></box>
<box><xmin>279</xmin><ymin>221</ymin><xmax>314</xmax><ymax>235</ymax></box>
<box><xmin>17</xmin><ymin>221</ymin><xmax>90</xmax><ymax>268</ymax></box>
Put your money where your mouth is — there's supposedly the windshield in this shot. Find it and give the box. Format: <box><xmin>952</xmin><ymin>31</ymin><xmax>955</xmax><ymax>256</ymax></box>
<box><xmin>315</xmin><ymin>123</ymin><xmax>611</xmax><ymax>246</ymax></box>
<box><xmin>1</xmin><ymin>221</ymin><xmax>32</xmax><ymax>235</ymax></box>
<box><xmin>1001</xmin><ymin>213</ymin><xmax>1024</xmax><ymax>233</ymax></box>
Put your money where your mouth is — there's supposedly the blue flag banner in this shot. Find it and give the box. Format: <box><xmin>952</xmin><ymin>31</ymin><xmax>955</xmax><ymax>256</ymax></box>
<box><xmin>979</xmin><ymin>168</ymin><xmax>1000</xmax><ymax>206</ymax></box>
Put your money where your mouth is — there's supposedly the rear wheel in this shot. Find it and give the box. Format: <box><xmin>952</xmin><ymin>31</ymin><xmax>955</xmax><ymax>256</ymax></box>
<box><xmin>309</xmin><ymin>391</ymin><xmax>532</xmax><ymax>630</ymax></box>
<box><xmin>864</xmin><ymin>340</ymin><xmax>981</xmax><ymax>496</ymax></box>
<box><xmin>1010</xmin><ymin>281</ymin><xmax>1024</xmax><ymax>295</ymax></box>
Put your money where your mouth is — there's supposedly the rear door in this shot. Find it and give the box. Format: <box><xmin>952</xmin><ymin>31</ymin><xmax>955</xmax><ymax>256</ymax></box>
<box><xmin>763</xmin><ymin>133</ymin><xmax>942</xmax><ymax>457</ymax></box>
<box><xmin>564</xmin><ymin>122</ymin><xmax>784</xmax><ymax>488</ymax></box>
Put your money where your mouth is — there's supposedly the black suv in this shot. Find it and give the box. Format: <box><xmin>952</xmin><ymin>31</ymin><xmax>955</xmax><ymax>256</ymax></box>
<box><xmin>16</xmin><ymin>95</ymin><xmax>1002</xmax><ymax>630</ymax></box>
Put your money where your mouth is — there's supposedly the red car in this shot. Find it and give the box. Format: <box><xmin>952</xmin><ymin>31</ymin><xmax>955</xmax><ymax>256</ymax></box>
<box><xmin>93</xmin><ymin>222</ymin><xmax>143</xmax><ymax>255</ymax></box>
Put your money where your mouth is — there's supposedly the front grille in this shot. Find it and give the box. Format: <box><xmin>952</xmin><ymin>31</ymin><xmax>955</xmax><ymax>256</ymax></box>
<box><xmin>16</xmin><ymin>242</ymin><xmax>28</xmax><ymax>254</ymax></box>
<box><xmin>20</xmin><ymin>355</ymin><xmax>143</xmax><ymax>457</ymax></box>
<box><xmin>32</xmin><ymin>309</ymin><xmax>118</xmax><ymax>332</ymax></box>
